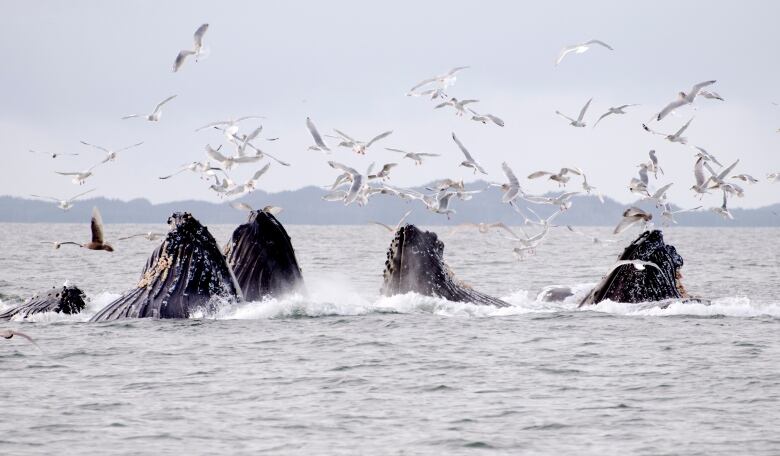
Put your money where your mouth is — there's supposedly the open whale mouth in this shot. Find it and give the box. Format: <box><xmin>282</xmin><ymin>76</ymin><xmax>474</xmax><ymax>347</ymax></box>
<box><xmin>581</xmin><ymin>230</ymin><xmax>687</xmax><ymax>306</ymax></box>
<box><xmin>381</xmin><ymin>225</ymin><xmax>508</xmax><ymax>307</ymax></box>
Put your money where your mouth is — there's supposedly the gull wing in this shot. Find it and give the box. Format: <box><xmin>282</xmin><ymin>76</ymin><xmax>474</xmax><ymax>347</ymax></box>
<box><xmin>555</xmin><ymin>111</ymin><xmax>576</xmax><ymax>123</ymax></box>
<box><xmin>370</xmin><ymin>221</ymin><xmax>394</xmax><ymax>232</ymax></box>
<box><xmin>249</xmin><ymin>163</ymin><xmax>271</xmax><ymax>182</ymax></box>
<box><xmin>657</xmin><ymin>97</ymin><xmax>687</xmax><ymax>121</ymax></box>
<box><xmin>306</xmin><ymin>117</ymin><xmax>330</xmax><ymax>150</ymax></box>
<box><xmin>485</xmin><ymin>114</ymin><xmax>505</xmax><ymax>127</ymax></box>
<box><xmin>446</xmin><ymin>66</ymin><xmax>470</xmax><ymax>76</ymax></box>
<box><xmin>121</xmin><ymin>114</ymin><xmax>140</xmax><ymax>120</ymax></box>
<box><xmin>328</xmin><ymin>161</ymin><xmax>359</xmax><ymax>176</ymax></box>
<box><xmin>205</xmin><ymin>145</ymin><xmax>228</xmax><ymax>162</ymax></box>
<box><xmin>365</xmin><ymin>130</ymin><xmax>393</xmax><ymax>148</ymax></box>
<box><xmin>153</xmin><ymin>95</ymin><xmax>177</xmax><ymax>114</ymax></box>
<box><xmin>230</xmin><ymin>201</ymin><xmax>253</xmax><ymax>212</ymax></box>
<box><xmin>585</xmin><ymin>39</ymin><xmax>614</xmax><ymax>50</ymax></box>
<box><xmin>613</xmin><ymin>216</ymin><xmax>639</xmax><ymax>235</ymax></box>
<box><xmin>716</xmin><ymin>159</ymin><xmax>740</xmax><ymax>181</ymax></box>
<box><xmin>527</xmin><ymin>171</ymin><xmax>553</xmax><ymax>179</ymax></box>
<box><xmin>193</xmin><ymin>23</ymin><xmax>209</xmax><ymax>47</ymax></box>
<box><xmin>69</xmin><ymin>188</ymin><xmax>96</xmax><ymax>202</ymax></box>
<box><xmin>451</xmin><ymin>132</ymin><xmax>474</xmax><ymax>161</ymax></box>
<box><xmin>333</xmin><ymin>128</ymin><xmax>356</xmax><ymax>143</ymax></box>
<box><xmin>409</xmin><ymin>76</ymin><xmax>438</xmax><ymax>93</ymax></box>
<box><xmin>673</xmin><ymin>117</ymin><xmax>694</xmax><ymax>137</ymax></box>
<box><xmin>555</xmin><ymin>46</ymin><xmax>576</xmax><ymax>66</ymax></box>
<box><xmin>502</xmin><ymin>162</ymin><xmax>519</xmax><ymax>186</ymax></box>
<box><xmin>30</xmin><ymin>194</ymin><xmax>59</xmax><ymax>202</ymax></box>
<box><xmin>173</xmin><ymin>50</ymin><xmax>195</xmax><ymax>72</ymax></box>
<box><xmin>116</xmin><ymin>142</ymin><xmax>144</xmax><ymax>153</ymax></box>
<box><xmin>652</xmin><ymin>183</ymin><xmax>673</xmax><ymax>199</ymax></box>
<box><xmin>80</xmin><ymin>141</ymin><xmax>109</xmax><ymax>153</ymax></box>
<box><xmin>689</xmin><ymin>80</ymin><xmax>716</xmax><ymax>98</ymax></box>
<box><xmin>594</xmin><ymin>111</ymin><xmax>612</xmax><ymax>126</ymax></box>
<box><xmin>91</xmin><ymin>206</ymin><xmax>105</xmax><ymax>244</ymax></box>
<box><xmin>577</xmin><ymin>98</ymin><xmax>593</xmax><ymax>122</ymax></box>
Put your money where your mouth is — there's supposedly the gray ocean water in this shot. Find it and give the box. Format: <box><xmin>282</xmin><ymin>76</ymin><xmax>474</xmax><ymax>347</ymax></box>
<box><xmin>1</xmin><ymin>223</ymin><xmax>779</xmax><ymax>455</ymax></box>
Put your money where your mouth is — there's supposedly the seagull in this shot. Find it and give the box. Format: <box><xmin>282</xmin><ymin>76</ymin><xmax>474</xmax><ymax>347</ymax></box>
<box><xmin>205</xmin><ymin>144</ymin><xmax>261</xmax><ymax>170</ymax></box>
<box><xmin>118</xmin><ymin>231</ymin><xmax>165</xmax><ymax>241</ymax></box>
<box><xmin>173</xmin><ymin>23</ymin><xmax>209</xmax><ymax>72</ymax></box>
<box><xmin>593</xmin><ymin>104</ymin><xmax>638</xmax><ymax>127</ymax></box>
<box><xmin>55</xmin><ymin>162</ymin><xmax>102</xmax><ymax>185</ymax></box>
<box><xmin>332</xmin><ymin>129</ymin><xmax>393</xmax><ymax>155</ymax></box>
<box><xmin>60</xmin><ymin>207</ymin><xmax>114</xmax><ymax>251</ymax></box>
<box><xmin>425</xmin><ymin>191</ymin><xmax>457</xmax><ymax>219</ymax></box>
<box><xmin>726</xmin><ymin>173</ymin><xmax>757</xmax><ymax>184</ymax></box>
<box><xmin>578</xmin><ymin>169</ymin><xmax>604</xmax><ymax>203</ymax></box>
<box><xmin>656</xmin><ymin>80</ymin><xmax>716</xmax><ymax>121</ymax></box>
<box><xmin>697</xmin><ymin>90</ymin><xmax>724</xmax><ymax>101</ymax></box>
<box><xmin>642</xmin><ymin>118</ymin><xmax>693</xmax><ymax>145</ymax></box>
<box><xmin>644</xmin><ymin>183</ymin><xmax>674</xmax><ymax>208</ymax></box>
<box><xmin>556</xmin><ymin>98</ymin><xmax>592</xmax><ymax>127</ymax></box>
<box><xmin>691</xmin><ymin>146</ymin><xmax>723</xmax><ymax>167</ymax></box>
<box><xmin>158</xmin><ymin>161</ymin><xmax>213</xmax><ymax>180</ymax></box>
<box><xmin>645</xmin><ymin>150</ymin><xmax>664</xmax><ymax>178</ymax></box>
<box><xmin>614</xmin><ymin>207</ymin><xmax>652</xmax><ymax>234</ymax></box>
<box><xmin>661</xmin><ymin>204</ymin><xmax>702</xmax><ymax>225</ymax></box>
<box><xmin>768</xmin><ymin>172</ymin><xmax>780</xmax><ymax>182</ymax></box>
<box><xmin>434</xmin><ymin>97</ymin><xmax>479</xmax><ymax>116</ymax></box>
<box><xmin>1</xmin><ymin>329</ymin><xmax>41</xmax><ymax>350</ymax></box>
<box><xmin>710</xmin><ymin>191</ymin><xmax>734</xmax><ymax>220</ymax></box>
<box><xmin>451</xmin><ymin>132</ymin><xmax>487</xmax><ymax>175</ymax></box>
<box><xmin>690</xmin><ymin>156</ymin><xmax>712</xmax><ymax>196</ymax></box>
<box><xmin>29</xmin><ymin>149</ymin><xmax>78</xmax><ymax>159</ymax></box>
<box><xmin>327</xmin><ymin>161</ymin><xmax>365</xmax><ymax>205</ymax></box>
<box><xmin>704</xmin><ymin>159</ymin><xmax>740</xmax><ymax>189</ymax></box>
<box><xmin>556</xmin><ymin>40</ymin><xmax>614</xmax><ymax>66</ymax></box>
<box><xmin>306</xmin><ymin>117</ymin><xmax>331</xmax><ymax>152</ymax></box>
<box><xmin>195</xmin><ymin>116</ymin><xmax>265</xmax><ymax>135</ymax></box>
<box><xmin>468</xmin><ymin>109</ymin><xmax>505</xmax><ymax>127</ymax></box>
<box><xmin>493</xmin><ymin>162</ymin><xmax>523</xmax><ymax>203</ymax></box>
<box><xmin>121</xmin><ymin>95</ymin><xmax>177</xmax><ymax>121</ymax></box>
<box><xmin>30</xmin><ymin>188</ymin><xmax>95</xmax><ymax>211</ymax></box>
<box><xmin>385</xmin><ymin>148</ymin><xmax>440</xmax><ymax>165</ymax></box>
<box><xmin>428</xmin><ymin>178</ymin><xmax>465</xmax><ymax>193</ymax></box>
<box><xmin>370</xmin><ymin>209</ymin><xmax>413</xmax><ymax>233</ymax></box>
<box><xmin>224</xmin><ymin>163</ymin><xmax>271</xmax><ymax>197</ymax></box>
<box><xmin>367</xmin><ymin>163</ymin><xmax>397</xmax><ymax>181</ymax></box>
<box><xmin>528</xmin><ymin>167</ymin><xmax>582</xmax><ymax>186</ymax></box>
<box><xmin>80</xmin><ymin>141</ymin><xmax>144</xmax><ymax>163</ymax></box>
<box><xmin>523</xmin><ymin>191</ymin><xmax>580</xmax><ymax>211</ymax></box>
<box><xmin>407</xmin><ymin>66</ymin><xmax>469</xmax><ymax>95</ymax></box>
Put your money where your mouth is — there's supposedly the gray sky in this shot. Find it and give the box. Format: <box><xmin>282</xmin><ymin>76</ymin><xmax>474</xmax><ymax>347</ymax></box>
<box><xmin>1</xmin><ymin>0</ymin><xmax>779</xmax><ymax>208</ymax></box>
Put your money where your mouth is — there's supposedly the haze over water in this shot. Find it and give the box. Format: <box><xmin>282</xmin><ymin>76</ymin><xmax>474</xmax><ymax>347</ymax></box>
<box><xmin>1</xmin><ymin>224</ymin><xmax>778</xmax><ymax>454</ymax></box>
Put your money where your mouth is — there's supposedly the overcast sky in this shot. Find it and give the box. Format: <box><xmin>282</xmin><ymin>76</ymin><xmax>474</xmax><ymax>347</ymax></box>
<box><xmin>1</xmin><ymin>0</ymin><xmax>779</xmax><ymax>209</ymax></box>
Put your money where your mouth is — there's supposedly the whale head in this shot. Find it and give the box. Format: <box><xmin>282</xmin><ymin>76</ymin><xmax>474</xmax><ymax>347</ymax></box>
<box><xmin>580</xmin><ymin>230</ymin><xmax>687</xmax><ymax>306</ymax></box>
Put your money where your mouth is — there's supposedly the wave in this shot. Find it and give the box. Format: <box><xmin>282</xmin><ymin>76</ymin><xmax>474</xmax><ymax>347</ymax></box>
<box><xmin>2</xmin><ymin>281</ymin><xmax>778</xmax><ymax>324</ymax></box>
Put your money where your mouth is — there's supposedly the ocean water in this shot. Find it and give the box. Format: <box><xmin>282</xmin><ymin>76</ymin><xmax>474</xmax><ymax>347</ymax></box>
<box><xmin>0</xmin><ymin>223</ymin><xmax>779</xmax><ymax>455</ymax></box>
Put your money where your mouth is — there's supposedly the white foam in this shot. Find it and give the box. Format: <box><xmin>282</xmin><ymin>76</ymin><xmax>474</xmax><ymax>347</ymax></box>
<box><xmin>588</xmin><ymin>296</ymin><xmax>780</xmax><ymax>318</ymax></box>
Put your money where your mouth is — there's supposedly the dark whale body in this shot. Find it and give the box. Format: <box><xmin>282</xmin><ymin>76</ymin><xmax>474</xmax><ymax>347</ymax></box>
<box><xmin>0</xmin><ymin>285</ymin><xmax>86</xmax><ymax>320</ymax></box>
<box><xmin>90</xmin><ymin>212</ymin><xmax>242</xmax><ymax>321</ymax></box>
<box><xmin>381</xmin><ymin>224</ymin><xmax>509</xmax><ymax>307</ymax></box>
<box><xmin>580</xmin><ymin>230</ymin><xmax>689</xmax><ymax>306</ymax></box>
<box><xmin>224</xmin><ymin>210</ymin><xmax>304</xmax><ymax>301</ymax></box>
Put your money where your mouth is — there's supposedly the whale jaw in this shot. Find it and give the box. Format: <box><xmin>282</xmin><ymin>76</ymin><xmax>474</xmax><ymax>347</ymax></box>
<box><xmin>0</xmin><ymin>285</ymin><xmax>86</xmax><ymax>321</ymax></box>
<box><xmin>90</xmin><ymin>212</ymin><xmax>241</xmax><ymax>321</ymax></box>
<box><xmin>580</xmin><ymin>230</ymin><xmax>686</xmax><ymax>306</ymax></box>
<box><xmin>382</xmin><ymin>224</ymin><xmax>509</xmax><ymax>307</ymax></box>
<box><xmin>225</xmin><ymin>210</ymin><xmax>304</xmax><ymax>301</ymax></box>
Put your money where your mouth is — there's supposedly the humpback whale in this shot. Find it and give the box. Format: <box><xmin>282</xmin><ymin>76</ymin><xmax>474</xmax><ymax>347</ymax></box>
<box><xmin>0</xmin><ymin>284</ymin><xmax>86</xmax><ymax>320</ymax></box>
<box><xmin>90</xmin><ymin>212</ymin><xmax>242</xmax><ymax>321</ymax></box>
<box><xmin>580</xmin><ymin>230</ymin><xmax>689</xmax><ymax>306</ymax></box>
<box><xmin>381</xmin><ymin>224</ymin><xmax>509</xmax><ymax>307</ymax></box>
<box><xmin>224</xmin><ymin>210</ymin><xmax>304</xmax><ymax>301</ymax></box>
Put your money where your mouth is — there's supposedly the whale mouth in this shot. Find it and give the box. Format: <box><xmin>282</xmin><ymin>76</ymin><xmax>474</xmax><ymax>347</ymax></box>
<box><xmin>581</xmin><ymin>230</ymin><xmax>687</xmax><ymax>306</ymax></box>
<box><xmin>381</xmin><ymin>225</ymin><xmax>508</xmax><ymax>307</ymax></box>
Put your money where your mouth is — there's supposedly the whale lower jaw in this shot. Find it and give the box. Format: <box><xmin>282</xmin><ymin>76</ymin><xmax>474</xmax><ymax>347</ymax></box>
<box><xmin>90</xmin><ymin>212</ymin><xmax>241</xmax><ymax>321</ymax></box>
<box><xmin>580</xmin><ymin>230</ymin><xmax>687</xmax><ymax>306</ymax></box>
<box><xmin>0</xmin><ymin>285</ymin><xmax>86</xmax><ymax>321</ymax></box>
<box><xmin>382</xmin><ymin>224</ymin><xmax>509</xmax><ymax>307</ymax></box>
<box><xmin>224</xmin><ymin>210</ymin><xmax>304</xmax><ymax>301</ymax></box>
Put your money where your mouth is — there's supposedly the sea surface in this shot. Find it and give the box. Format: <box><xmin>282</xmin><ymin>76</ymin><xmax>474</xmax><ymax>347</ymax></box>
<box><xmin>1</xmin><ymin>223</ymin><xmax>779</xmax><ymax>455</ymax></box>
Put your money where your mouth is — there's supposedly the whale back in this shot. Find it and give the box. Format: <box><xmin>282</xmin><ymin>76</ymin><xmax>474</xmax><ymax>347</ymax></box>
<box><xmin>0</xmin><ymin>285</ymin><xmax>86</xmax><ymax>321</ymax></box>
<box><xmin>580</xmin><ymin>230</ymin><xmax>684</xmax><ymax>306</ymax></box>
<box><xmin>381</xmin><ymin>224</ymin><xmax>508</xmax><ymax>307</ymax></box>
<box><xmin>90</xmin><ymin>212</ymin><xmax>241</xmax><ymax>321</ymax></box>
<box><xmin>224</xmin><ymin>210</ymin><xmax>304</xmax><ymax>301</ymax></box>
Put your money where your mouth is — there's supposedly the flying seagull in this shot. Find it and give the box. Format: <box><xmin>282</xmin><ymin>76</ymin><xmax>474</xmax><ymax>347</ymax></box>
<box><xmin>556</xmin><ymin>98</ymin><xmax>592</xmax><ymax>127</ymax></box>
<box><xmin>656</xmin><ymin>80</ymin><xmax>716</xmax><ymax>121</ymax></box>
<box><xmin>173</xmin><ymin>23</ymin><xmax>209</xmax><ymax>72</ymax></box>
<box><xmin>121</xmin><ymin>95</ymin><xmax>177</xmax><ymax>122</ymax></box>
<box><xmin>556</xmin><ymin>40</ymin><xmax>613</xmax><ymax>66</ymax></box>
